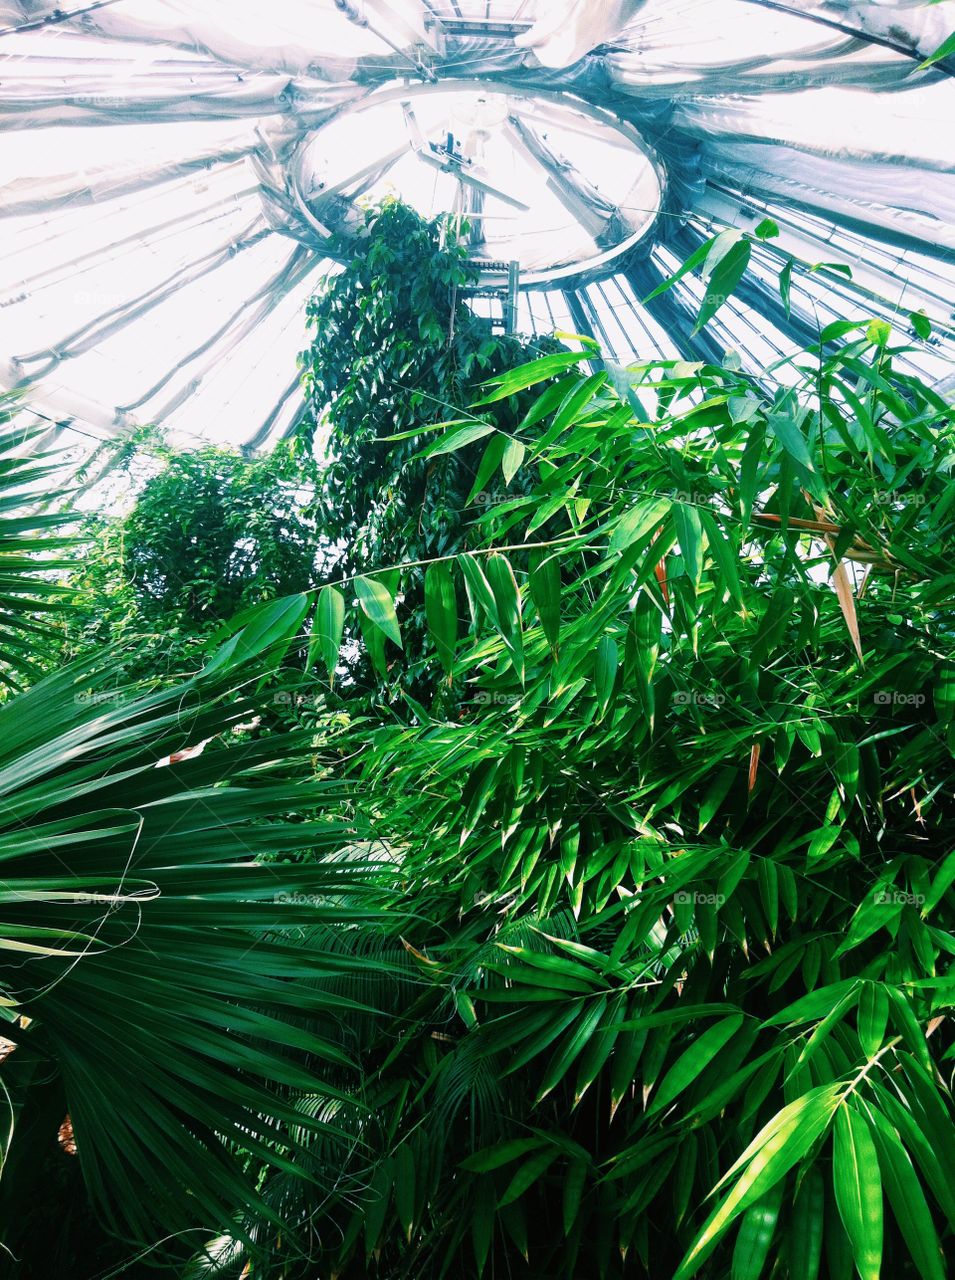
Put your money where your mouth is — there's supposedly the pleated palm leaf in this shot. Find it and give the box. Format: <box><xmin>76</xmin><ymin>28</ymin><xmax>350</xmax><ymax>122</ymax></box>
<box><xmin>0</xmin><ymin>396</ymin><xmax>390</xmax><ymax>1267</ymax></box>
<box><xmin>0</xmin><ymin>400</ymin><xmax>78</xmax><ymax>692</ymax></box>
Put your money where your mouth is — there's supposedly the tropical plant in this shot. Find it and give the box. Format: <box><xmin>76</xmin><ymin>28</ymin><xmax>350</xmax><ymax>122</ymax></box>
<box><xmin>218</xmin><ymin>297</ymin><xmax>953</xmax><ymax>1278</ymax></box>
<box><xmin>299</xmin><ymin>198</ymin><xmax>564</xmax><ymax>700</ymax></box>
<box><xmin>0</xmin><ymin>397</ymin><xmax>78</xmax><ymax>696</ymax></box>
<box><xmin>0</xmin><ymin>407</ymin><xmax>391</xmax><ymax>1277</ymax></box>
<box><xmin>55</xmin><ymin>438</ymin><xmax>322</xmax><ymax>686</ymax></box>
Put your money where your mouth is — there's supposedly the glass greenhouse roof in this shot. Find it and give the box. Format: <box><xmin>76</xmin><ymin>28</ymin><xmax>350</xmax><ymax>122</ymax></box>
<box><xmin>1</xmin><ymin>0</ymin><xmax>953</xmax><ymax>460</ymax></box>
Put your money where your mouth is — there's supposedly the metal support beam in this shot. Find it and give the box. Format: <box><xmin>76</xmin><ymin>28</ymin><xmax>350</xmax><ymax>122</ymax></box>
<box><xmin>504</xmin><ymin>261</ymin><xmax>520</xmax><ymax>336</ymax></box>
<box><xmin>625</xmin><ymin>261</ymin><xmax>725</xmax><ymax>367</ymax></box>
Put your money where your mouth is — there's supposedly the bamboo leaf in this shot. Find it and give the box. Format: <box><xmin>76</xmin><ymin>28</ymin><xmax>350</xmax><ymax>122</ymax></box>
<box><xmin>866</xmin><ymin>1105</ymin><xmax>946</xmax><ymax>1280</ymax></box>
<box><xmin>422</xmin><ymin>422</ymin><xmax>497</xmax><ymax>456</ymax></box>
<box><xmin>309</xmin><ymin>585</ymin><xmax>345</xmax><ymax>686</ymax></box>
<box><xmin>563</xmin><ymin>1158</ymin><xmax>588</xmax><ymax>1236</ymax></box>
<box><xmin>502</xmin><ymin>438</ymin><xmax>526</xmax><ymax>486</ymax></box>
<box><xmin>485</xmin><ymin>553</ymin><xmax>525</xmax><ymax>682</ymax></box>
<box><xmin>917</xmin><ymin>30</ymin><xmax>955</xmax><ymax>69</ymax></box>
<box><xmin>832</xmin><ymin>1104</ymin><xmax>882</xmax><ymax>1280</ymax></box>
<box><xmin>594</xmin><ymin>636</ymin><xmax>618</xmax><ymax>719</ymax></box>
<box><xmin>693</xmin><ymin>240</ymin><xmax>751</xmax><ymax>334</ymax></box>
<box><xmin>498</xmin><ymin>1148</ymin><xmax>560</xmax><ymax>1207</ymax></box>
<box><xmin>788</xmin><ymin>1165</ymin><xmax>825</xmax><ymax>1280</ymax></box>
<box><xmin>424</xmin><ymin>561</ymin><xmax>457</xmax><ymax>675</ymax></box>
<box><xmin>355</xmin><ymin>576</ymin><xmax>402</xmax><ymax>648</ymax></box>
<box><xmin>648</xmin><ymin>1015</ymin><xmax>745</xmax><ymax>1117</ymax></box>
<box><xmin>674</xmin><ymin>1086</ymin><xmax>841</xmax><ymax>1280</ymax></box>
<box><xmin>730</xmin><ymin>1177</ymin><xmax>784</xmax><ymax>1280</ymax></box>
<box><xmin>857</xmin><ymin>982</ymin><xmax>889</xmax><ymax>1059</ymax></box>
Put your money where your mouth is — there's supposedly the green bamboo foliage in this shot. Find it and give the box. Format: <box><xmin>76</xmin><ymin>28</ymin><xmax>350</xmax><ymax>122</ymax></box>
<box><xmin>222</xmin><ymin>311</ymin><xmax>954</xmax><ymax>1278</ymax></box>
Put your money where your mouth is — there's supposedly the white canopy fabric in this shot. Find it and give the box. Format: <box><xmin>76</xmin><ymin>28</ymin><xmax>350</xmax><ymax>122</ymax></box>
<box><xmin>0</xmin><ymin>0</ymin><xmax>952</xmax><ymax>456</ymax></box>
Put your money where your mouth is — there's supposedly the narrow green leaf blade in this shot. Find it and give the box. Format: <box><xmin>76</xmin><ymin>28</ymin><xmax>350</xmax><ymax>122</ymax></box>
<box><xmin>355</xmin><ymin>576</ymin><xmax>402</xmax><ymax>649</ymax></box>
<box><xmin>833</xmin><ymin>1104</ymin><xmax>882</xmax><ymax>1280</ymax></box>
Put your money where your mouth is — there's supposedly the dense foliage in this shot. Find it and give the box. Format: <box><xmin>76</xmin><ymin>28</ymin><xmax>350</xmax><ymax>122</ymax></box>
<box><xmin>2</xmin><ymin>216</ymin><xmax>953</xmax><ymax>1280</ymax></box>
<box><xmin>300</xmin><ymin>199</ymin><xmax>562</xmax><ymax>699</ymax></box>
<box><xmin>58</xmin><ymin>440</ymin><xmax>321</xmax><ymax>683</ymax></box>
<box><xmin>0</xmin><ymin>409</ymin><xmax>389</xmax><ymax>1277</ymax></box>
<box><xmin>218</xmin><ymin>304</ymin><xmax>954</xmax><ymax>1278</ymax></box>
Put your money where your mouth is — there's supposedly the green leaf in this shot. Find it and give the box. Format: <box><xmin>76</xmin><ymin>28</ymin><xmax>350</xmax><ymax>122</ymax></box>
<box><xmin>648</xmin><ymin>1015</ymin><xmax>745</xmax><ymax>1117</ymax></box>
<box><xmin>934</xmin><ymin>660</ymin><xmax>955</xmax><ymax>722</ymax></box>
<box><xmin>642</xmin><ymin>237</ymin><xmax>715</xmax><ymax>302</ymax></box>
<box><xmin>673</xmin><ymin>502</ymin><xmax>703</xmax><ymax>589</ymax></box>
<box><xmin>753</xmin><ymin>218</ymin><xmax>779</xmax><ymax>240</ymax></box>
<box><xmin>309</xmin><ymin>586</ymin><xmax>345</xmax><ymax>686</ymax></box>
<box><xmin>424</xmin><ymin>561</ymin><xmax>457</xmax><ymax>675</ymax></box>
<box><xmin>866</xmin><ymin>1105</ymin><xmax>946</xmax><ymax>1280</ymax></box>
<box><xmin>423</xmin><ymin>421</ymin><xmax>497</xmax><ymax>456</ymax></box>
<box><xmin>910</xmin><ymin>310</ymin><xmax>932</xmax><ymax>340</ymax></box>
<box><xmin>730</xmin><ymin>1177</ymin><xmax>784</xmax><ymax>1280</ymax></box>
<box><xmin>885</xmin><ymin>987</ymin><xmax>933</xmax><ymax>1073</ymax></box>
<box><xmin>394</xmin><ymin>1143</ymin><xmax>416</xmax><ymax>1241</ymax></box>
<box><xmin>609</xmin><ymin>498</ymin><xmax>670</xmax><ymax>553</ymax></box>
<box><xmin>538</xmin><ymin>997</ymin><xmax>609</xmax><ymax>1101</ymax></box>
<box><xmin>478</xmin><ymin>352</ymin><xmax>587</xmax><ymax>402</ymax></box>
<box><xmin>765</xmin><ymin>981</ymin><xmax>859</xmax><ymax>1028</ymax></box>
<box><xmin>833</xmin><ymin>1104</ymin><xmax>882</xmax><ymax>1280</ymax></box>
<box><xmin>485</xmin><ymin>554</ymin><xmax>524</xmax><ymax>682</ymax></box>
<box><xmin>460</xmin><ymin>1138</ymin><xmax>547</xmax><ymax>1174</ymax></box>
<box><xmin>529</xmin><ymin>550</ymin><xmax>561</xmax><ymax>652</ymax></box>
<box><xmin>357</xmin><ymin>604</ymin><xmax>388</xmax><ymax>676</ymax></box>
<box><xmin>788</xmin><ymin>1166</ymin><xmax>825</xmax><ymax>1280</ymax></box>
<box><xmin>363</xmin><ymin>1160</ymin><xmax>392</xmax><ymax>1255</ymax></box>
<box><xmin>699</xmin><ymin>510</ymin><xmax>743</xmax><ymax>605</ymax></box>
<box><xmin>769</xmin><ymin>412</ymin><xmax>815</xmax><ymax>475</ymax></box>
<box><xmin>674</xmin><ymin>1085</ymin><xmax>841</xmax><ymax>1280</ymax></box>
<box><xmin>471</xmin><ymin>1177</ymin><xmax>495</xmax><ymax>1277</ymax></box>
<box><xmin>867</xmin><ymin>319</ymin><xmax>891</xmax><ymax>348</ymax></box>
<box><xmin>857</xmin><ymin>982</ymin><xmax>889</xmax><ymax>1059</ymax></box>
<box><xmin>779</xmin><ymin>258</ymin><xmax>794</xmax><ymax>317</ymax></box>
<box><xmin>501</xmin><ymin>438</ymin><xmax>526</xmax><ymax>486</ymax></box>
<box><xmin>203</xmin><ymin>593</ymin><xmax>309</xmax><ymax>678</ymax></box>
<box><xmin>355</xmin><ymin>576</ymin><xmax>402</xmax><ymax>648</ymax></box>
<box><xmin>594</xmin><ymin>636</ymin><xmax>618</xmax><ymax>719</ymax></box>
<box><xmin>917</xmin><ymin>29</ymin><xmax>955</xmax><ymax>69</ymax></box>
<box><xmin>466</xmin><ymin>433</ymin><xmax>508</xmax><ymax>505</ymax></box>
<box><xmin>693</xmin><ymin>240</ymin><xmax>751</xmax><ymax>334</ymax></box>
<box><xmin>811</xmin><ymin>262</ymin><xmax>853</xmax><ymax>280</ymax></box>
<box><xmin>563</xmin><ymin>1158</ymin><xmax>588</xmax><ymax>1236</ymax></box>
<box><xmin>497</xmin><ymin>1148</ymin><xmax>560</xmax><ymax>1207</ymax></box>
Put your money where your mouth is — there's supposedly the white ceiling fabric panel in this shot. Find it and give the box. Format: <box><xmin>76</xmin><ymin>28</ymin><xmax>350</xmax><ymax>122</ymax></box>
<box><xmin>783</xmin><ymin>0</ymin><xmax>955</xmax><ymax>61</ymax></box>
<box><xmin>514</xmin><ymin>0</ymin><xmax>643</xmax><ymax>68</ymax></box>
<box><xmin>0</xmin><ymin>0</ymin><xmax>950</xmax><ymax>451</ymax></box>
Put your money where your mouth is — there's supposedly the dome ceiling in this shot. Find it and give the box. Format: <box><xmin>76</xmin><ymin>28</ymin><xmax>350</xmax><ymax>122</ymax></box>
<box><xmin>0</xmin><ymin>0</ymin><xmax>952</xmax><ymax>456</ymax></box>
